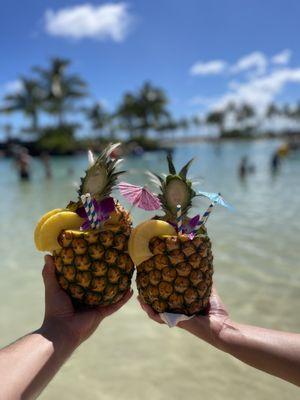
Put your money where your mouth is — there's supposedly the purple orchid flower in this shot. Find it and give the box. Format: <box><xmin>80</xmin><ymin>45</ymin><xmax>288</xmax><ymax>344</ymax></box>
<box><xmin>77</xmin><ymin>196</ymin><xmax>115</xmax><ymax>230</ymax></box>
<box><xmin>168</xmin><ymin>214</ymin><xmax>201</xmax><ymax>237</ymax></box>
<box><xmin>186</xmin><ymin>215</ymin><xmax>200</xmax><ymax>232</ymax></box>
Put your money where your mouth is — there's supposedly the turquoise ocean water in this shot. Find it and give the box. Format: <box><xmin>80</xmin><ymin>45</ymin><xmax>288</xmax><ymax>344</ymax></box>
<box><xmin>0</xmin><ymin>139</ymin><xmax>299</xmax><ymax>399</ymax></box>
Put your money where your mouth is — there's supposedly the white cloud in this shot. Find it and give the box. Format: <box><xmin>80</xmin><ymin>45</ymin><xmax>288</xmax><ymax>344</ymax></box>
<box><xmin>3</xmin><ymin>80</ymin><xmax>23</xmax><ymax>93</ymax></box>
<box><xmin>44</xmin><ymin>3</ymin><xmax>133</xmax><ymax>42</ymax></box>
<box><xmin>188</xmin><ymin>96</ymin><xmax>217</xmax><ymax>106</ymax></box>
<box><xmin>211</xmin><ymin>68</ymin><xmax>300</xmax><ymax>112</ymax></box>
<box><xmin>231</xmin><ymin>51</ymin><xmax>267</xmax><ymax>76</ymax></box>
<box><xmin>189</xmin><ymin>60</ymin><xmax>227</xmax><ymax>76</ymax></box>
<box><xmin>271</xmin><ymin>49</ymin><xmax>292</xmax><ymax>65</ymax></box>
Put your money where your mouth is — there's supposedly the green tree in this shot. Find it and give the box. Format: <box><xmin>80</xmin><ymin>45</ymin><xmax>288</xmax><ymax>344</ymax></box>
<box><xmin>117</xmin><ymin>82</ymin><xmax>171</xmax><ymax>138</ymax></box>
<box><xmin>116</xmin><ymin>93</ymin><xmax>138</xmax><ymax>138</ymax></box>
<box><xmin>191</xmin><ymin>116</ymin><xmax>202</xmax><ymax>127</ymax></box>
<box><xmin>292</xmin><ymin>101</ymin><xmax>300</xmax><ymax>120</ymax></box>
<box><xmin>206</xmin><ymin>109</ymin><xmax>225</xmax><ymax>135</ymax></box>
<box><xmin>84</xmin><ymin>102</ymin><xmax>118</xmax><ymax>140</ymax></box>
<box><xmin>236</xmin><ymin>103</ymin><xmax>255</xmax><ymax>123</ymax></box>
<box><xmin>34</xmin><ymin>58</ymin><xmax>87</xmax><ymax>126</ymax></box>
<box><xmin>1</xmin><ymin>78</ymin><xmax>43</xmax><ymax>133</ymax></box>
<box><xmin>137</xmin><ymin>82</ymin><xmax>170</xmax><ymax>133</ymax></box>
<box><xmin>266</xmin><ymin>103</ymin><xmax>280</xmax><ymax>118</ymax></box>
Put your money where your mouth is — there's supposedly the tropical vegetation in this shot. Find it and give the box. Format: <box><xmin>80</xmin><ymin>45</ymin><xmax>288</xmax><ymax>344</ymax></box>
<box><xmin>1</xmin><ymin>57</ymin><xmax>300</xmax><ymax>154</ymax></box>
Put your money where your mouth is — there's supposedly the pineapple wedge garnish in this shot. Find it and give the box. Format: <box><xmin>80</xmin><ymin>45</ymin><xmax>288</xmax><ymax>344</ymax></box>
<box><xmin>128</xmin><ymin>220</ymin><xmax>176</xmax><ymax>266</ymax></box>
<box><xmin>38</xmin><ymin>211</ymin><xmax>84</xmax><ymax>252</ymax></box>
<box><xmin>34</xmin><ymin>209</ymin><xmax>64</xmax><ymax>251</ymax></box>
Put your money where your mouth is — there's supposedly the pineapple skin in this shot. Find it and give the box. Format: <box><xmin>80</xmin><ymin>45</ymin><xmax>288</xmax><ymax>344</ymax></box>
<box><xmin>53</xmin><ymin>206</ymin><xmax>134</xmax><ymax>307</ymax></box>
<box><xmin>136</xmin><ymin>234</ymin><xmax>213</xmax><ymax>316</ymax></box>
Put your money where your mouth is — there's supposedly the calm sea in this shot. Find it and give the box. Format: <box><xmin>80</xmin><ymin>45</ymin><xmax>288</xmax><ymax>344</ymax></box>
<box><xmin>0</xmin><ymin>139</ymin><xmax>299</xmax><ymax>399</ymax></box>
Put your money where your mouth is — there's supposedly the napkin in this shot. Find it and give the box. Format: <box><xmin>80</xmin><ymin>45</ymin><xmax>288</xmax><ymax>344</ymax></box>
<box><xmin>160</xmin><ymin>312</ymin><xmax>194</xmax><ymax>328</ymax></box>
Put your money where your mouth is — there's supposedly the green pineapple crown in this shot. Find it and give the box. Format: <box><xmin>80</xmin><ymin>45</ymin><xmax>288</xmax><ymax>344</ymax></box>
<box><xmin>78</xmin><ymin>143</ymin><xmax>125</xmax><ymax>201</ymax></box>
<box><xmin>153</xmin><ymin>154</ymin><xmax>196</xmax><ymax>220</ymax></box>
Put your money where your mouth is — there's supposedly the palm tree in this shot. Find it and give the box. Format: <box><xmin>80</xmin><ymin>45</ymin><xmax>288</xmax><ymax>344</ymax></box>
<box><xmin>117</xmin><ymin>82</ymin><xmax>171</xmax><ymax>138</ymax></box>
<box><xmin>2</xmin><ymin>124</ymin><xmax>13</xmax><ymax>141</ymax></box>
<box><xmin>83</xmin><ymin>102</ymin><xmax>115</xmax><ymax>139</ymax></box>
<box><xmin>266</xmin><ymin>103</ymin><xmax>281</xmax><ymax>118</ymax></box>
<box><xmin>137</xmin><ymin>82</ymin><xmax>170</xmax><ymax>134</ymax></box>
<box><xmin>1</xmin><ymin>78</ymin><xmax>43</xmax><ymax>133</ymax></box>
<box><xmin>206</xmin><ymin>110</ymin><xmax>225</xmax><ymax>135</ymax></box>
<box><xmin>34</xmin><ymin>58</ymin><xmax>87</xmax><ymax>126</ymax></box>
<box><xmin>117</xmin><ymin>93</ymin><xmax>139</xmax><ymax>138</ymax></box>
<box><xmin>236</xmin><ymin>104</ymin><xmax>255</xmax><ymax>122</ymax></box>
<box><xmin>191</xmin><ymin>116</ymin><xmax>202</xmax><ymax>127</ymax></box>
<box><xmin>235</xmin><ymin>103</ymin><xmax>256</xmax><ymax>134</ymax></box>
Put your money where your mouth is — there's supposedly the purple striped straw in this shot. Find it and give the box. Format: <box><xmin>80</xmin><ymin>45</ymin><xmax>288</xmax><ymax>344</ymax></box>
<box><xmin>80</xmin><ymin>194</ymin><xmax>99</xmax><ymax>229</ymax></box>
<box><xmin>197</xmin><ymin>202</ymin><xmax>215</xmax><ymax>229</ymax></box>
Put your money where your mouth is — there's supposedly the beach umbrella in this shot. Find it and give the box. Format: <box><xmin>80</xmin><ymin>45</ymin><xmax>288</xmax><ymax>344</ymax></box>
<box><xmin>118</xmin><ymin>182</ymin><xmax>161</xmax><ymax>211</ymax></box>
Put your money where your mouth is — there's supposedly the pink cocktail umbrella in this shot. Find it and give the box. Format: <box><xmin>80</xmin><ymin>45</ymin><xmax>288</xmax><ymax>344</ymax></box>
<box><xmin>118</xmin><ymin>182</ymin><xmax>161</xmax><ymax>211</ymax></box>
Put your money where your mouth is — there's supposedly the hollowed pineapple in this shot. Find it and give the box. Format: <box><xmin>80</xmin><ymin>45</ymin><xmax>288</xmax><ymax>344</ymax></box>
<box><xmin>135</xmin><ymin>232</ymin><xmax>213</xmax><ymax>315</ymax></box>
<box><xmin>53</xmin><ymin>205</ymin><xmax>134</xmax><ymax>306</ymax></box>
<box><xmin>35</xmin><ymin>144</ymin><xmax>134</xmax><ymax>307</ymax></box>
<box><xmin>130</xmin><ymin>155</ymin><xmax>214</xmax><ymax>316</ymax></box>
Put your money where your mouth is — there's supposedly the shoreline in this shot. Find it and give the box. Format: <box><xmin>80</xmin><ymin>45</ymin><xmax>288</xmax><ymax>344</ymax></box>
<box><xmin>1</xmin><ymin>132</ymin><xmax>300</xmax><ymax>157</ymax></box>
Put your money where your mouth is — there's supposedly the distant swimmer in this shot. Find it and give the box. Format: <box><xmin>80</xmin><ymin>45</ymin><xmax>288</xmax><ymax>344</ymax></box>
<box><xmin>41</xmin><ymin>152</ymin><xmax>52</xmax><ymax>179</ymax></box>
<box><xmin>238</xmin><ymin>156</ymin><xmax>255</xmax><ymax>180</ymax></box>
<box><xmin>15</xmin><ymin>147</ymin><xmax>31</xmax><ymax>181</ymax></box>
<box><xmin>271</xmin><ymin>151</ymin><xmax>280</xmax><ymax>173</ymax></box>
<box><xmin>271</xmin><ymin>143</ymin><xmax>289</xmax><ymax>174</ymax></box>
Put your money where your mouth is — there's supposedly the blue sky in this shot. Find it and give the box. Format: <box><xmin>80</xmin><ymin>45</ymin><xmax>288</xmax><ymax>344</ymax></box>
<box><xmin>1</xmin><ymin>0</ymin><xmax>300</xmax><ymax>131</ymax></box>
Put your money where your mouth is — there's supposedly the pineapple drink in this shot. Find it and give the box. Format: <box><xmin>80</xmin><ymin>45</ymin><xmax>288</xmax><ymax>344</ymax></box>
<box><xmin>129</xmin><ymin>156</ymin><xmax>214</xmax><ymax>316</ymax></box>
<box><xmin>34</xmin><ymin>144</ymin><xmax>134</xmax><ymax>306</ymax></box>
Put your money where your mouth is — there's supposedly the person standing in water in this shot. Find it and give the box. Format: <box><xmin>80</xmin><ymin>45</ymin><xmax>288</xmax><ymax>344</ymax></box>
<box><xmin>40</xmin><ymin>152</ymin><xmax>52</xmax><ymax>179</ymax></box>
<box><xmin>15</xmin><ymin>147</ymin><xmax>31</xmax><ymax>181</ymax></box>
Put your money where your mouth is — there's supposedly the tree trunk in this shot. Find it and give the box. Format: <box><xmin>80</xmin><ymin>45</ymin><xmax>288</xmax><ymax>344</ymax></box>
<box><xmin>32</xmin><ymin>112</ymin><xmax>39</xmax><ymax>133</ymax></box>
<box><xmin>58</xmin><ymin>111</ymin><xmax>64</xmax><ymax>127</ymax></box>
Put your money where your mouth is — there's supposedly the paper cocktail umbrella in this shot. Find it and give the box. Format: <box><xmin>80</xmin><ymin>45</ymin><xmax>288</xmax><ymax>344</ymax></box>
<box><xmin>197</xmin><ymin>191</ymin><xmax>233</xmax><ymax>229</ymax></box>
<box><xmin>198</xmin><ymin>191</ymin><xmax>233</xmax><ymax>210</ymax></box>
<box><xmin>118</xmin><ymin>182</ymin><xmax>161</xmax><ymax>211</ymax></box>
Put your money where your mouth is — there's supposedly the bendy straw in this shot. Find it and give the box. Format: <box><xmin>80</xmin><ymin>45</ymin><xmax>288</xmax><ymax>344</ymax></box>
<box><xmin>197</xmin><ymin>201</ymin><xmax>215</xmax><ymax>228</ymax></box>
<box><xmin>81</xmin><ymin>193</ymin><xmax>99</xmax><ymax>229</ymax></box>
<box><xmin>176</xmin><ymin>204</ymin><xmax>183</xmax><ymax>233</ymax></box>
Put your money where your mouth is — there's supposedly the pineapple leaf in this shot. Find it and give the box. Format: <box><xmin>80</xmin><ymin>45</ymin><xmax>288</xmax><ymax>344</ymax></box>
<box><xmin>105</xmin><ymin>142</ymin><xmax>121</xmax><ymax>158</ymax></box>
<box><xmin>77</xmin><ymin>143</ymin><xmax>125</xmax><ymax>201</ymax></box>
<box><xmin>179</xmin><ymin>158</ymin><xmax>194</xmax><ymax>180</ymax></box>
<box><xmin>152</xmin><ymin>172</ymin><xmax>165</xmax><ymax>185</ymax></box>
<box><xmin>167</xmin><ymin>154</ymin><xmax>176</xmax><ymax>175</ymax></box>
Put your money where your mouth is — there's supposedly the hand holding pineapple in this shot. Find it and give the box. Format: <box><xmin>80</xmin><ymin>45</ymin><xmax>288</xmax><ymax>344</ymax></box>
<box><xmin>42</xmin><ymin>255</ymin><xmax>133</xmax><ymax>347</ymax></box>
<box><xmin>137</xmin><ymin>285</ymin><xmax>229</xmax><ymax>337</ymax></box>
<box><xmin>35</xmin><ymin>146</ymin><xmax>228</xmax><ymax>318</ymax></box>
<box><xmin>129</xmin><ymin>155</ymin><xmax>215</xmax><ymax>316</ymax></box>
<box><xmin>2</xmin><ymin>263</ymin><xmax>300</xmax><ymax>399</ymax></box>
<box><xmin>34</xmin><ymin>144</ymin><xmax>134</xmax><ymax>307</ymax></box>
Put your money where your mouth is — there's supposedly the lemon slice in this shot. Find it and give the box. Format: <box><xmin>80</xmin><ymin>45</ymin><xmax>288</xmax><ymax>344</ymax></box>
<box><xmin>128</xmin><ymin>220</ymin><xmax>176</xmax><ymax>266</ymax></box>
<box><xmin>39</xmin><ymin>212</ymin><xmax>84</xmax><ymax>252</ymax></box>
<box><xmin>34</xmin><ymin>209</ymin><xmax>64</xmax><ymax>251</ymax></box>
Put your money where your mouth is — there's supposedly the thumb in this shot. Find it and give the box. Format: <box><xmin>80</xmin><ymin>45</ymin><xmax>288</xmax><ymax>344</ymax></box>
<box><xmin>42</xmin><ymin>255</ymin><xmax>61</xmax><ymax>293</ymax></box>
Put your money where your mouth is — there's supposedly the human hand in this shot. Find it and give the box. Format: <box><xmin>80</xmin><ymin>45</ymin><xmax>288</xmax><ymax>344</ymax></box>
<box><xmin>138</xmin><ymin>286</ymin><xmax>230</xmax><ymax>350</ymax></box>
<box><xmin>40</xmin><ymin>255</ymin><xmax>133</xmax><ymax>349</ymax></box>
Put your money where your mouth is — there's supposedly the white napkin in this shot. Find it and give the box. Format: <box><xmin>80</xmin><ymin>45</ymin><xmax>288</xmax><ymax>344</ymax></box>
<box><xmin>160</xmin><ymin>312</ymin><xmax>194</xmax><ymax>328</ymax></box>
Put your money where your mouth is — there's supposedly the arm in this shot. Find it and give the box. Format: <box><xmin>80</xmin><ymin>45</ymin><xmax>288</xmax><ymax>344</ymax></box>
<box><xmin>138</xmin><ymin>287</ymin><xmax>300</xmax><ymax>387</ymax></box>
<box><xmin>0</xmin><ymin>255</ymin><xmax>132</xmax><ymax>400</ymax></box>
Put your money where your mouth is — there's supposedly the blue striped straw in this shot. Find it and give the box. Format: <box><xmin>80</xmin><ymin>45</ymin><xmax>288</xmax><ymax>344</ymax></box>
<box><xmin>176</xmin><ymin>204</ymin><xmax>183</xmax><ymax>234</ymax></box>
<box><xmin>81</xmin><ymin>194</ymin><xmax>99</xmax><ymax>229</ymax></box>
<box><xmin>198</xmin><ymin>202</ymin><xmax>215</xmax><ymax>228</ymax></box>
